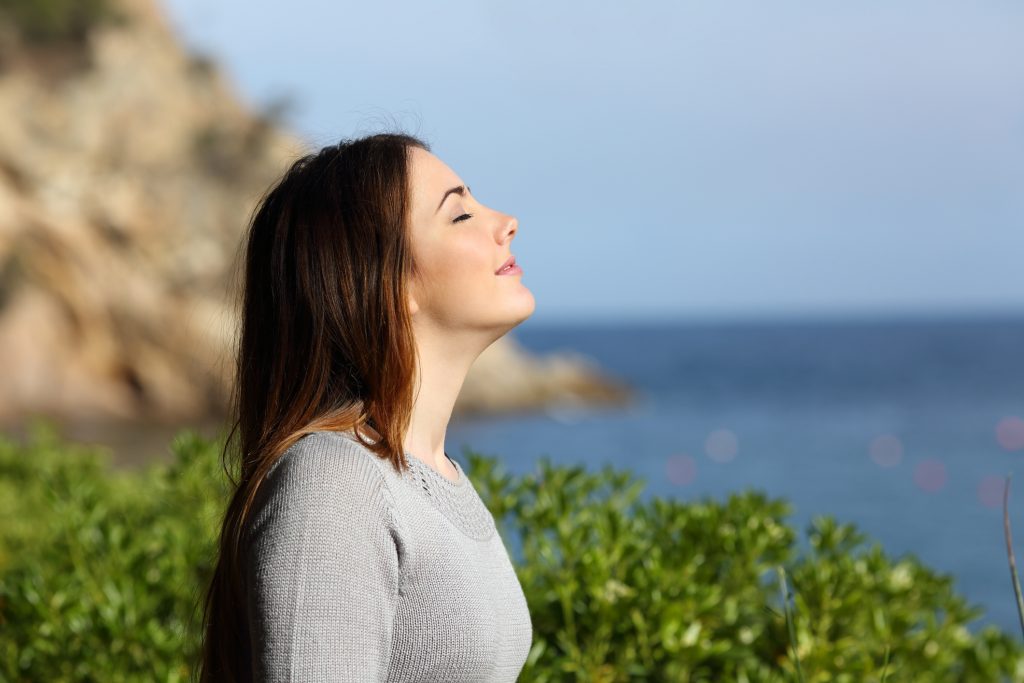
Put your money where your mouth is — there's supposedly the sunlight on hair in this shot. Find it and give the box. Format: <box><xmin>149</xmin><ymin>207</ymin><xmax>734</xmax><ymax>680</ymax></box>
<box><xmin>977</xmin><ymin>474</ymin><xmax>1005</xmax><ymax>509</ymax></box>
<box><xmin>704</xmin><ymin>428</ymin><xmax>738</xmax><ymax>463</ymax></box>
<box><xmin>665</xmin><ymin>453</ymin><xmax>697</xmax><ymax>485</ymax></box>
<box><xmin>913</xmin><ymin>459</ymin><xmax>947</xmax><ymax>493</ymax></box>
<box><xmin>996</xmin><ymin>416</ymin><xmax>1024</xmax><ymax>451</ymax></box>
<box><xmin>868</xmin><ymin>434</ymin><xmax>903</xmax><ymax>468</ymax></box>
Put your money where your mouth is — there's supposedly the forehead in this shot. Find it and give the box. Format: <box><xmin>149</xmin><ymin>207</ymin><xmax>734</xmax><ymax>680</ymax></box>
<box><xmin>408</xmin><ymin>147</ymin><xmax>464</xmax><ymax>214</ymax></box>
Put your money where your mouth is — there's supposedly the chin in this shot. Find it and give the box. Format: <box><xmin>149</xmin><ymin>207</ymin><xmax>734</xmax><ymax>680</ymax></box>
<box><xmin>509</xmin><ymin>293</ymin><xmax>536</xmax><ymax>328</ymax></box>
<box><xmin>474</xmin><ymin>289</ymin><xmax>536</xmax><ymax>335</ymax></box>
<box><xmin>486</xmin><ymin>306</ymin><xmax>533</xmax><ymax>338</ymax></box>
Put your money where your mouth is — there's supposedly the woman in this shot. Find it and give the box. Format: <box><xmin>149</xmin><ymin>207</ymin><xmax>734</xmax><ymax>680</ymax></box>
<box><xmin>197</xmin><ymin>132</ymin><xmax>536</xmax><ymax>682</ymax></box>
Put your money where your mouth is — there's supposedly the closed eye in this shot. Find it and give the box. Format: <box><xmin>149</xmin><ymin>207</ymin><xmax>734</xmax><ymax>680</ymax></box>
<box><xmin>453</xmin><ymin>213</ymin><xmax>473</xmax><ymax>223</ymax></box>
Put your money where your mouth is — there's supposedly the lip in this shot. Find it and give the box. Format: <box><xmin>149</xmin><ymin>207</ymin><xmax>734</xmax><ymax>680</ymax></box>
<box><xmin>495</xmin><ymin>255</ymin><xmax>517</xmax><ymax>274</ymax></box>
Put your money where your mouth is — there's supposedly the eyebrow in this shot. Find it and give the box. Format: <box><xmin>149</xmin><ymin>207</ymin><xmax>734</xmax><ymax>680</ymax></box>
<box><xmin>435</xmin><ymin>184</ymin><xmax>472</xmax><ymax>214</ymax></box>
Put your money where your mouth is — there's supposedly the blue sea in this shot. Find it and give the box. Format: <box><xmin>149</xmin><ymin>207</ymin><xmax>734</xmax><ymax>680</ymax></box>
<box><xmin>447</xmin><ymin>313</ymin><xmax>1024</xmax><ymax>637</ymax></box>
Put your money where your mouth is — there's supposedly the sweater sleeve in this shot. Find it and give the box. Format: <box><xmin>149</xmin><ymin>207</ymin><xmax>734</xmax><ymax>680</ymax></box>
<box><xmin>244</xmin><ymin>435</ymin><xmax>403</xmax><ymax>682</ymax></box>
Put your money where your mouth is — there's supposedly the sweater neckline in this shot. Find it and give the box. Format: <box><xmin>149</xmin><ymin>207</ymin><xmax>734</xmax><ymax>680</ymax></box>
<box><xmin>403</xmin><ymin>451</ymin><xmax>466</xmax><ymax>488</ymax></box>
<box><xmin>321</xmin><ymin>429</ymin><xmax>496</xmax><ymax>540</ymax></box>
<box><xmin>399</xmin><ymin>454</ymin><xmax>495</xmax><ymax>540</ymax></box>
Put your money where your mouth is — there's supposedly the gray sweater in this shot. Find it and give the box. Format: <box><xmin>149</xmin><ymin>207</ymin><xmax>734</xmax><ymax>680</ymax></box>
<box><xmin>244</xmin><ymin>429</ymin><xmax>533</xmax><ymax>682</ymax></box>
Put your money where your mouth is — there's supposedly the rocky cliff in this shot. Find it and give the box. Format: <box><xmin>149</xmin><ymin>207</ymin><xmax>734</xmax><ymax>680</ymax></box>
<box><xmin>0</xmin><ymin>0</ymin><xmax>631</xmax><ymax>427</ymax></box>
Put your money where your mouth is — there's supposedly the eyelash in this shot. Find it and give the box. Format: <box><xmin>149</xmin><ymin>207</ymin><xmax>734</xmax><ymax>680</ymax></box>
<box><xmin>453</xmin><ymin>213</ymin><xmax>474</xmax><ymax>223</ymax></box>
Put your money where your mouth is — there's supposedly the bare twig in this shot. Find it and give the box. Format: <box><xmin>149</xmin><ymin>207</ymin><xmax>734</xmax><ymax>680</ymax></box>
<box><xmin>776</xmin><ymin>565</ymin><xmax>806</xmax><ymax>682</ymax></box>
<box><xmin>1002</xmin><ymin>473</ymin><xmax>1024</xmax><ymax>640</ymax></box>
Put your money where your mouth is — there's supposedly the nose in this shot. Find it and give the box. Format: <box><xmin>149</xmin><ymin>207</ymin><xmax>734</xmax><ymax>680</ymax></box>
<box><xmin>500</xmin><ymin>213</ymin><xmax>518</xmax><ymax>242</ymax></box>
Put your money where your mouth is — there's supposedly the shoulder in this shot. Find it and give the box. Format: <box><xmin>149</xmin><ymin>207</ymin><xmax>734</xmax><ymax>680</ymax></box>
<box><xmin>244</xmin><ymin>431</ymin><xmax>409</xmax><ymax>663</ymax></box>
<box><xmin>246</xmin><ymin>431</ymin><xmax>401</xmax><ymax>547</ymax></box>
<box><xmin>265</xmin><ymin>430</ymin><xmax>392</xmax><ymax>488</ymax></box>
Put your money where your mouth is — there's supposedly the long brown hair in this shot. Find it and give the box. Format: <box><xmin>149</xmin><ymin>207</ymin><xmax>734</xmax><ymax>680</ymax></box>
<box><xmin>195</xmin><ymin>131</ymin><xmax>430</xmax><ymax>682</ymax></box>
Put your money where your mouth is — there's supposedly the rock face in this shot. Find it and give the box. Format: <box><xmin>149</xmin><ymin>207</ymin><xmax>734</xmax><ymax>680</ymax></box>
<box><xmin>457</xmin><ymin>335</ymin><xmax>631</xmax><ymax>416</ymax></box>
<box><xmin>0</xmin><ymin>0</ymin><xmax>632</xmax><ymax>427</ymax></box>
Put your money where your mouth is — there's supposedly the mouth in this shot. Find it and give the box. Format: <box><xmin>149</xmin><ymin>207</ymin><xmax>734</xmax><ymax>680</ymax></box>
<box><xmin>495</xmin><ymin>255</ymin><xmax>517</xmax><ymax>274</ymax></box>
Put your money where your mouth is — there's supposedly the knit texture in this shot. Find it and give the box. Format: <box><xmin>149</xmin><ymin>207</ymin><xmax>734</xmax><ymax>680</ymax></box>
<box><xmin>244</xmin><ymin>429</ymin><xmax>533</xmax><ymax>682</ymax></box>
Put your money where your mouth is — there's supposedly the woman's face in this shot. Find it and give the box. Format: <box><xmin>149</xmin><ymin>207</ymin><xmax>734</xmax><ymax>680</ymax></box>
<box><xmin>405</xmin><ymin>146</ymin><xmax>535</xmax><ymax>334</ymax></box>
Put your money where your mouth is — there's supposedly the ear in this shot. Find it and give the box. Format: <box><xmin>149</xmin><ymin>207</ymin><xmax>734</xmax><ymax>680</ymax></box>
<box><xmin>406</xmin><ymin>285</ymin><xmax>420</xmax><ymax>316</ymax></box>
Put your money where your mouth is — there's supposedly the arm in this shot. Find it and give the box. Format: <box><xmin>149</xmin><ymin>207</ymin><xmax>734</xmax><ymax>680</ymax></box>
<box><xmin>244</xmin><ymin>437</ymin><xmax>402</xmax><ymax>682</ymax></box>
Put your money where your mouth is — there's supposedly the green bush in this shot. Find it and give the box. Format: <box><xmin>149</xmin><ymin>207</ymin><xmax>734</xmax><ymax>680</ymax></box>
<box><xmin>0</xmin><ymin>0</ymin><xmax>118</xmax><ymax>45</ymax></box>
<box><xmin>0</xmin><ymin>421</ymin><xmax>1021</xmax><ymax>681</ymax></box>
<box><xmin>467</xmin><ymin>454</ymin><xmax>1024</xmax><ymax>681</ymax></box>
<box><xmin>0</xmin><ymin>420</ymin><xmax>226</xmax><ymax>682</ymax></box>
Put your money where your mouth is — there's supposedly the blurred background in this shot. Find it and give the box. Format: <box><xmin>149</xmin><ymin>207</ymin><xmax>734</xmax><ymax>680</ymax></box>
<box><xmin>1</xmin><ymin>0</ymin><xmax>1021</xmax><ymax>639</ymax></box>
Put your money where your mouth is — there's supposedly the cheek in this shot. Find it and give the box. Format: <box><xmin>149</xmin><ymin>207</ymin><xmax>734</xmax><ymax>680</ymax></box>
<box><xmin>422</xmin><ymin>238</ymin><xmax>494</xmax><ymax>289</ymax></box>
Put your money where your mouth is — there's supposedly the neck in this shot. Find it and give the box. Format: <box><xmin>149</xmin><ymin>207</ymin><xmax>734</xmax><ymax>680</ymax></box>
<box><xmin>402</xmin><ymin>321</ymin><xmax>503</xmax><ymax>469</ymax></box>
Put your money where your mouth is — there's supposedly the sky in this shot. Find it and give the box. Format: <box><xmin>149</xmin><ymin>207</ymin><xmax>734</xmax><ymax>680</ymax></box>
<box><xmin>160</xmin><ymin>0</ymin><xmax>1024</xmax><ymax>325</ymax></box>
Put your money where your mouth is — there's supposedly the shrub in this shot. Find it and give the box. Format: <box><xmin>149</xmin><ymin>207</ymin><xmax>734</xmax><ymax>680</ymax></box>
<box><xmin>467</xmin><ymin>454</ymin><xmax>1024</xmax><ymax>682</ymax></box>
<box><xmin>0</xmin><ymin>0</ymin><xmax>118</xmax><ymax>45</ymax></box>
<box><xmin>0</xmin><ymin>420</ymin><xmax>226</xmax><ymax>682</ymax></box>
<box><xmin>0</xmin><ymin>421</ymin><xmax>1021</xmax><ymax>681</ymax></box>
